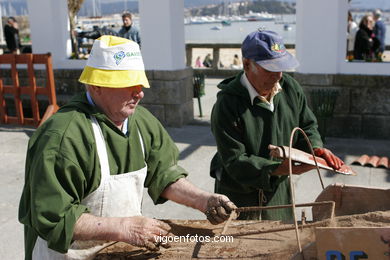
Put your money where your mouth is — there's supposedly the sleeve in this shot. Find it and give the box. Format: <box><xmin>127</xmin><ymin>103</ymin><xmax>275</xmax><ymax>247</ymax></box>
<box><xmin>117</xmin><ymin>28</ymin><xmax>123</xmax><ymax>37</ymax></box>
<box><xmin>375</xmin><ymin>23</ymin><xmax>384</xmax><ymax>42</ymax></box>
<box><xmin>347</xmin><ymin>28</ymin><xmax>354</xmax><ymax>42</ymax></box>
<box><xmin>137</xmin><ymin>109</ymin><xmax>188</xmax><ymax>204</ymax></box>
<box><xmin>19</xmin><ymin>134</ymin><xmax>90</xmax><ymax>253</ymax></box>
<box><xmin>293</xmin><ymin>80</ymin><xmax>323</xmax><ymax>151</ymax></box>
<box><xmin>13</xmin><ymin>29</ymin><xmax>19</xmax><ymax>48</ymax></box>
<box><xmin>211</xmin><ymin>96</ymin><xmax>281</xmax><ymax>193</ymax></box>
<box><xmin>136</xmin><ymin>30</ymin><xmax>141</xmax><ymax>46</ymax></box>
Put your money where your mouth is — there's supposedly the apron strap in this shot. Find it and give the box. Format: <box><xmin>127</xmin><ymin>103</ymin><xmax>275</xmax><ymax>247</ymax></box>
<box><xmin>91</xmin><ymin>116</ymin><xmax>146</xmax><ymax>176</ymax></box>
<box><xmin>90</xmin><ymin>116</ymin><xmax>111</xmax><ymax>180</ymax></box>
<box><xmin>137</xmin><ymin>130</ymin><xmax>145</xmax><ymax>159</ymax></box>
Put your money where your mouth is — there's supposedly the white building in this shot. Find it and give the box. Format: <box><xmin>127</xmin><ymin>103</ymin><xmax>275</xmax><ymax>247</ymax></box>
<box><xmin>25</xmin><ymin>0</ymin><xmax>390</xmax><ymax>75</ymax></box>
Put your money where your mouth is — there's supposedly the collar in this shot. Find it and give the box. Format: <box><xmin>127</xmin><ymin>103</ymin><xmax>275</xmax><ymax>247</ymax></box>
<box><xmin>86</xmin><ymin>91</ymin><xmax>96</xmax><ymax>106</ymax></box>
<box><xmin>240</xmin><ymin>73</ymin><xmax>282</xmax><ymax>106</ymax></box>
<box><xmin>86</xmin><ymin>92</ymin><xmax>128</xmax><ymax>135</ymax></box>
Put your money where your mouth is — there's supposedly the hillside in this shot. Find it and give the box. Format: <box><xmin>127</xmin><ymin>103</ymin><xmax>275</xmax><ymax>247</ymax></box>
<box><xmin>188</xmin><ymin>0</ymin><xmax>296</xmax><ymax>17</ymax></box>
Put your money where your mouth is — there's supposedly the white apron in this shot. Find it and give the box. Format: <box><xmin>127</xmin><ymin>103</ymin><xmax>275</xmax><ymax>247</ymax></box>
<box><xmin>32</xmin><ymin>116</ymin><xmax>147</xmax><ymax>260</ymax></box>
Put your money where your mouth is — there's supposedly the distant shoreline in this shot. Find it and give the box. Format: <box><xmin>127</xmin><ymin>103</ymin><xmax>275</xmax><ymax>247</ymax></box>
<box><xmin>191</xmin><ymin>48</ymin><xmax>296</xmax><ymax>68</ymax></box>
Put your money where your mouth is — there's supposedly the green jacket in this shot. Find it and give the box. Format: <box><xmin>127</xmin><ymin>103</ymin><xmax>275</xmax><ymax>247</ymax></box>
<box><xmin>18</xmin><ymin>93</ymin><xmax>187</xmax><ymax>259</ymax></box>
<box><xmin>210</xmin><ymin>72</ymin><xmax>322</xmax><ymax>220</ymax></box>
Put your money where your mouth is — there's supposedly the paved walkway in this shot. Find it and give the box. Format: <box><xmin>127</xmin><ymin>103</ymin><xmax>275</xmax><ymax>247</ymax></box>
<box><xmin>1</xmin><ymin>78</ymin><xmax>389</xmax><ymax>259</ymax></box>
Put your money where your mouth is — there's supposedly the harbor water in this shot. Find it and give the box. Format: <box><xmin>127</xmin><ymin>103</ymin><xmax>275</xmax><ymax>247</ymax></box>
<box><xmin>185</xmin><ymin>15</ymin><xmax>296</xmax><ymax>44</ymax></box>
<box><xmin>184</xmin><ymin>13</ymin><xmax>390</xmax><ymax>45</ymax></box>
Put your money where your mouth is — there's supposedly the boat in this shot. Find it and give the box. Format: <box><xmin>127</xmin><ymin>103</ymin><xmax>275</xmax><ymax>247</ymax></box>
<box><xmin>185</xmin><ymin>16</ymin><xmax>218</xmax><ymax>25</ymax></box>
<box><xmin>221</xmin><ymin>20</ymin><xmax>231</xmax><ymax>26</ymax></box>
<box><xmin>244</xmin><ymin>11</ymin><xmax>275</xmax><ymax>22</ymax></box>
<box><xmin>210</xmin><ymin>26</ymin><xmax>222</xmax><ymax>30</ymax></box>
<box><xmin>284</xmin><ymin>24</ymin><xmax>292</xmax><ymax>31</ymax></box>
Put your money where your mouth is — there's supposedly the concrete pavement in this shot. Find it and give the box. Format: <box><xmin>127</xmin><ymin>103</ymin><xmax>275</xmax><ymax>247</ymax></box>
<box><xmin>1</xmin><ymin>77</ymin><xmax>389</xmax><ymax>259</ymax></box>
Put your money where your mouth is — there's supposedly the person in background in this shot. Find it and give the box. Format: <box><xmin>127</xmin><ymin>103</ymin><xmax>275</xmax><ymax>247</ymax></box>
<box><xmin>19</xmin><ymin>35</ymin><xmax>236</xmax><ymax>260</ymax></box>
<box><xmin>4</xmin><ymin>16</ymin><xmax>21</xmax><ymax>54</ymax></box>
<box><xmin>354</xmin><ymin>14</ymin><xmax>379</xmax><ymax>61</ymax></box>
<box><xmin>74</xmin><ymin>26</ymin><xmax>89</xmax><ymax>55</ymax></box>
<box><xmin>230</xmin><ymin>54</ymin><xmax>242</xmax><ymax>69</ymax></box>
<box><xmin>195</xmin><ymin>56</ymin><xmax>203</xmax><ymax>67</ymax></box>
<box><xmin>118</xmin><ymin>12</ymin><xmax>141</xmax><ymax>46</ymax></box>
<box><xmin>210</xmin><ymin>30</ymin><xmax>346</xmax><ymax>221</ymax></box>
<box><xmin>203</xmin><ymin>53</ymin><xmax>213</xmax><ymax>68</ymax></box>
<box><xmin>347</xmin><ymin>11</ymin><xmax>358</xmax><ymax>61</ymax></box>
<box><xmin>373</xmin><ymin>9</ymin><xmax>386</xmax><ymax>61</ymax></box>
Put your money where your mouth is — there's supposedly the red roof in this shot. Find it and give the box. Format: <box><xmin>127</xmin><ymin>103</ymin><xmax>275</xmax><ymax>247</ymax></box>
<box><xmin>352</xmin><ymin>155</ymin><xmax>390</xmax><ymax>168</ymax></box>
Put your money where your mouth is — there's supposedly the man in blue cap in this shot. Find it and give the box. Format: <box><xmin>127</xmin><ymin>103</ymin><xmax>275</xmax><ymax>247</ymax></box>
<box><xmin>210</xmin><ymin>30</ymin><xmax>345</xmax><ymax>221</ymax></box>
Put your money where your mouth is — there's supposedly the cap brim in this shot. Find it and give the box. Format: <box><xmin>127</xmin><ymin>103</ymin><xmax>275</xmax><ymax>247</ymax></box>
<box><xmin>79</xmin><ymin>66</ymin><xmax>150</xmax><ymax>88</ymax></box>
<box><xmin>256</xmin><ymin>51</ymin><xmax>299</xmax><ymax>72</ymax></box>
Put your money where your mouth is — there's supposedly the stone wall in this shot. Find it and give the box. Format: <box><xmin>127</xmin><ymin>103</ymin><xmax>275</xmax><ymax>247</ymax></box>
<box><xmin>0</xmin><ymin>67</ymin><xmax>194</xmax><ymax>127</ymax></box>
<box><xmin>194</xmin><ymin>68</ymin><xmax>389</xmax><ymax>139</ymax></box>
<box><xmin>294</xmin><ymin>73</ymin><xmax>390</xmax><ymax>140</ymax></box>
<box><xmin>2</xmin><ymin>66</ymin><xmax>389</xmax><ymax>138</ymax></box>
<box><xmin>143</xmin><ymin>69</ymin><xmax>194</xmax><ymax>127</ymax></box>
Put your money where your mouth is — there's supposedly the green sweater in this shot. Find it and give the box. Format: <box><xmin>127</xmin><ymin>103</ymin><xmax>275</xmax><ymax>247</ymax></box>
<box><xmin>210</xmin><ymin>72</ymin><xmax>322</xmax><ymax>220</ymax></box>
<box><xmin>18</xmin><ymin>93</ymin><xmax>187</xmax><ymax>259</ymax></box>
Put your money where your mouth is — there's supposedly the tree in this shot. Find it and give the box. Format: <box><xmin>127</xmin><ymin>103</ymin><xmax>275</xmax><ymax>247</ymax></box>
<box><xmin>68</xmin><ymin>0</ymin><xmax>85</xmax><ymax>58</ymax></box>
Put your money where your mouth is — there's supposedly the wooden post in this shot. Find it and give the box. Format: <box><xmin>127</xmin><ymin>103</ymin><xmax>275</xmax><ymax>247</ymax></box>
<box><xmin>212</xmin><ymin>47</ymin><xmax>219</xmax><ymax>70</ymax></box>
<box><xmin>186</xmin><ymin>45</ymin><xmax>192</xmax><ymax>67</ymax></box>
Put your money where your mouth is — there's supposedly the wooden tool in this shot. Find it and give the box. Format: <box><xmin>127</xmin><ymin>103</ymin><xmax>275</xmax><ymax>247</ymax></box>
<box><xmin>268</xmin><ymin>145</ymin><xmax>357</xmax><ymax>175</ymax></box>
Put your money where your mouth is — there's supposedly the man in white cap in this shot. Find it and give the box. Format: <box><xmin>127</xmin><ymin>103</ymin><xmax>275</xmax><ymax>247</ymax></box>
<box><xmin>210</xmin><ymin>30</ymin><xmax>345</xmax><ymax>220</ymax></box>
<box><xmin>19</xmin><ymin>35</ymin><xmax>236</xmax><ymax>260</ymax></box>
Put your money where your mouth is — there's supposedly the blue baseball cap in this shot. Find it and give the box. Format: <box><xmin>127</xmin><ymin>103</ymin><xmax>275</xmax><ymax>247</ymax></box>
<box><xmin>241</xmin><ymin>30</ymin><xmax>299</xmax><ymax>72</ymax></box>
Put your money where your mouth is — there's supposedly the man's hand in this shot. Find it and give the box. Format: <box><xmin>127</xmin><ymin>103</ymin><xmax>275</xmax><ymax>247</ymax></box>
<box><xmin>120</xmin><ymin>216</ymin><xmax>171</xmax><ymax>251</ymax></box>
<box><xmin>73</xmin><ymin>214</ymin><xmax>171</xmax><ymax>252</ymax></box>
<box><xmin>314</xmin><ymin>148</ymin><xmax>344</xmax><ymax>170</ymax></box>
<box><xmin>204</xmin><ymin>194</ymin><xmax>237</xmax><ymax>225</ymax></box>
<box><xmin>161</xmin><ymin>178</ymin><xmax>237</xmax><ymax>224</ymax></box>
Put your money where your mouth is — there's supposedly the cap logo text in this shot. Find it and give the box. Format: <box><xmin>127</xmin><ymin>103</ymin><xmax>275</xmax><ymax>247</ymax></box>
<box><xmin>113</xmin><ymin>51</ymin><xmax>126</xmax><ymax>65</ymax></box>
<box><xmin>271</xmin><ymin>43</ymin><xmax>286</xmax><ymax>53</ymax></box>
<box><xmin>113</xmin><ymin>50</ymin><xmax>142</xmax><ymax>65</ymax></box>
